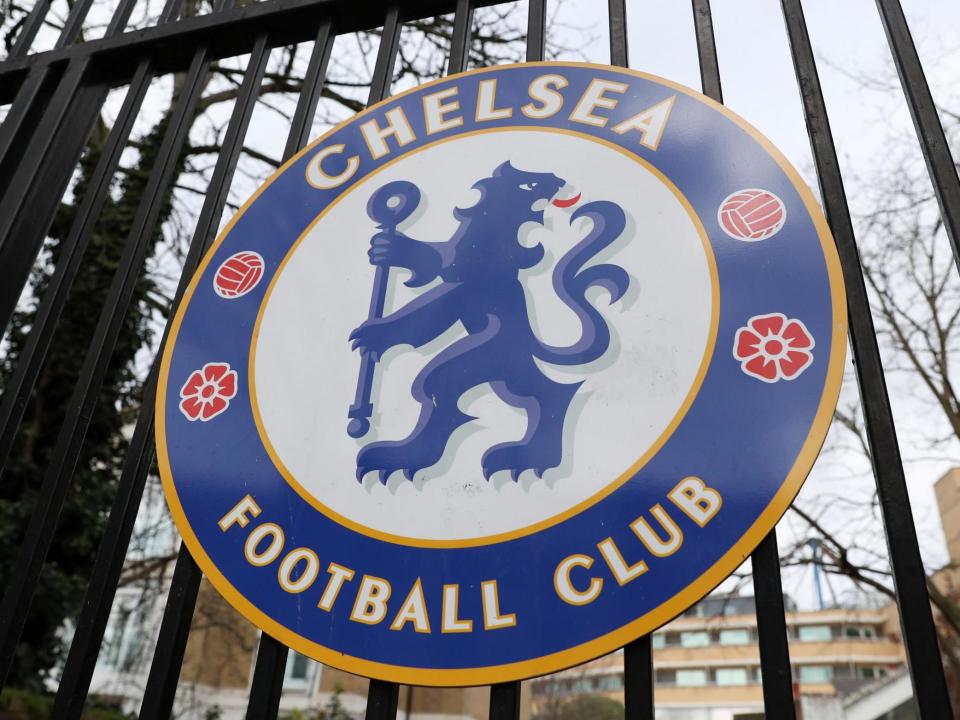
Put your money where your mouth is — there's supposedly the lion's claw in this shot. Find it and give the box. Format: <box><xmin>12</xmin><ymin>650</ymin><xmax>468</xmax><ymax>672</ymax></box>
<box><xmin>481</xmin><ymin>441</ymin><xmax>560</xmax><ymax>482</ymax></box>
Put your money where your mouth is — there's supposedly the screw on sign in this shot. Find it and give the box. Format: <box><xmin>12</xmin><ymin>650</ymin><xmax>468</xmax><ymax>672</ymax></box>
<box><xmin>718</xmin><ymin>188</ymin><xmax>786</xmax><ymax>241</ymax></box>
<box><xmin>214</xmin><ymin>251</ymin><xmax>265</xmax><ymax>298</ymax></box>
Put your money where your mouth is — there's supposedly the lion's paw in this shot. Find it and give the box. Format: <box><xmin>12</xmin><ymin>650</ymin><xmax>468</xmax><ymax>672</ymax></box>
<box><xmin>481</xmin><ymin>441</ymin><xmax>560</xmax><ymax>482</ymax></box>
<box><xmin>356</xmin><ymin>440</ymin><xmax>442</xmax><ymax>484</ymax></box>
<box><xmin>349</xmin><ymin>319</ymin><xmax>392</xmax><ymax>358</ymax></box>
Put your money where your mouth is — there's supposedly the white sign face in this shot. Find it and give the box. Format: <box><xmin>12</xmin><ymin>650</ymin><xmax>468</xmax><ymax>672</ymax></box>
<box><xmin>253</xmin><ymin>130</ymin><xmax>714</xmax><ymax>543</ymax></box>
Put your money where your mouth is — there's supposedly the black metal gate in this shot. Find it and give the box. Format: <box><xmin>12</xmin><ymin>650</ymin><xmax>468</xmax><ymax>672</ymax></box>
<box><xmin>0</xmin><ymin>1</ymin><xmax>956</xmax><ymax>718</ymax></box>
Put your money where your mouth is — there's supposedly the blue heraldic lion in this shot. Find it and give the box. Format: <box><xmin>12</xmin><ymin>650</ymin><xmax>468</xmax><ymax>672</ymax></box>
<box><xmin>349</xmin><ymin>162</ymin><xmax>630</xmax><ymax>483</ymax></box>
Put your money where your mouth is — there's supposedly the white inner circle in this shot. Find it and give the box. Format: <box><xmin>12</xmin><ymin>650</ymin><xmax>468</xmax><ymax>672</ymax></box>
<box><xmin>253</xmin><ymin>130</ymin><xmax>713</xmax><ymax>543</ymax></box>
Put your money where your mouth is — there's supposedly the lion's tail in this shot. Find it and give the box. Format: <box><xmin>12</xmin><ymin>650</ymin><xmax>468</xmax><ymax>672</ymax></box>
<box><xmin>534</xmin><ymin>200</ymin><xmax>630</xmax><ymax>366</ymax></box>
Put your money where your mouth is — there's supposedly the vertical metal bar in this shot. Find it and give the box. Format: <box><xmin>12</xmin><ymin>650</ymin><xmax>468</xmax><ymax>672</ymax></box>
<box><xmin>357</xmin><ymin>12</ymin><xmax>404</xmax><ymax>717</ymax></box>
<box><xmin>0</xmin><ymin>0</ymin><xmax>147</xmax><ymax>197</ymax></box>
<box><xmin>604</xmin><ymin>35</ymin><xmax>645</xmax><ymax>720</ymax></box>
<box><xmin>447</xmin><ymin>0</ymin><xmax>473</xmax><ymax>75</ymax></box>
<box><xmin>607</xmin><ymin>0</ymin><xmax>628</xmax><ymax>67</ymax></box>
<box><xmin>0</xmin><ymin>72</ymin><xmax>107</xmax><ymax>333</ymax></box>
<box><xmin>690</xmin><ymin>0</ymin><xmax>722</xmax><ymax>103</ymax></box>
<box><xmin>489</xmin><ymin>682</ymin><xmax>521</xmax><ymax>720</ymax></box>
<box><xmin>194</xmin><ymin>32</ymin><xmax>271</xmax><ymax>248</ymax></box>
<box><xmin>0</xmin><ymin>68</ymin><xmax>56</xmax><ymax>206</ymax></box>
<box><xmin>368</xmin><ymin>6</ymin><xmax>402</xmax><ymax>106</ymax></box>
<box><xmin>244</xmin><ymin>635</ymin><xmax>289</xmax><ymax>720</ymax></box>
<box><xmin>779</xmin><ymin>1</ymin><xmax>952</xmax><ymax>716</ymax></box>
<box><xmin>0</xmin><ymin>58</ymin><xmax>90</xmax><ymax>244</ymax></box>
<box><xmin>49</xmin><ymin>30</ymin><xmax>272</xmax><ymax>720</ymax></box>
<box><xmin>874</xmin><ymin>0</ymin><xmax>960</xmax><ymax>275</ymax></box>
<box><xmin>282</xmin><ymin>21</ymin><xmax>335</xmax><ymax>160</ymax></box>
<box><xmin>54</xmin><ymin>0</ymin><xmax>97</xmax><ymax>49</ymax></box>
<box><xmin>0</xmin><ymin>0</ymin><xmax>185</xmax><ymax>471</ymax></box>
<box><xmin>366</xmin><ymin>680</ymin><xmax>400</xmax><ymax>720</ymax></box>
<box><xmin>484</xmin><ymin>11</ymin><xmax>547</xmax><ymax>717</ymax></box>
<box><xmin>751</xmin><ymin>531</ymin><xmax>796</xmax><ymax>719</ymax></box>
<box><xmin>526</xmin><ymin>0</ymin><xmax>546</xmax><ymax>62</ymax></box>
<box><xmin>0</xmin><ymin>45</ymin><xmax>210</xmax><ymax>692</ymax></box>
<box><xmin>100</xmin><ymin>22</ymin><xmax>338</xmax><ymax>717</ymax></box>
<box><xmin>223</xmin><ymin>36</ymin><xmax>297</xmax><ymax>720</ymax></box>
<box><xmin>137</xmin><ymin>549</ymin><xmax>203</xmax><ymax>720</ymax></box>
<box><xmin>0</xmin><ymin>0</ymin><xmax>171</xmax><ymax>335</ymax></box>
<box><xmin>8</xmin><ymin>0</ymin><xmax>54</xmax><ymax>58</ymax></box>
<box><xmin>0</xmin><ymin>62</ymin><xmax>149</xmax><ymax>480</ymax></box>
<box><xmin>623</xmin><ymin>637</ymin><xmax>654</xmax><ymax>720</ymax></box>
<box><xmin>691</xmin><ymin>3</ymin><xmax>796</xmax><ymax>716</ymax></box>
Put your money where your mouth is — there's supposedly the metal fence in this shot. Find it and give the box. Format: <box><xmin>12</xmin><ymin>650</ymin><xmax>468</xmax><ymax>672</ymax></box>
<box><xmin>0</xmin><ymin>1</ymin><xmax>956</xmax><ymax>719</ymax></box>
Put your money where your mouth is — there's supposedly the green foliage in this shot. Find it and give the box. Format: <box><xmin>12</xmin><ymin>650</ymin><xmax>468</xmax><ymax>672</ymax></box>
<box><xmin>284</xmin><ymin>686</ymin><xmax>353</xmax><ymax>720</ymax></box>
<box><xmin>0</xmin><ymin>113</ymin><xmax>184</xmax><ymax>687</ymax></box>
<box><xmin>0</xmin><ymin>688</ymin><xmax>134</xmax><ymax>720</ymax></box>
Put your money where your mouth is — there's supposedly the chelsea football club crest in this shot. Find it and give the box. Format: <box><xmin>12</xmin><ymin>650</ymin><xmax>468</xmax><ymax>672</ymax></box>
<box><xmin>157</xmin><ymin>62</ymin><xmax>846</xmax><ymax>685</ymax></box>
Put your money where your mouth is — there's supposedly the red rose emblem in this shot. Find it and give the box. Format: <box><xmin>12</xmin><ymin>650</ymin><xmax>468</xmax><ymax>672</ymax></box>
<box><xmin>733</xmin><ymin>313</ymin><xmax>814</xmax><ymax>383</ymax></box>
<box><xmin>179</xmin><ymin>362</ymin><xmax>239</xmax><ymax>421</ymax></box>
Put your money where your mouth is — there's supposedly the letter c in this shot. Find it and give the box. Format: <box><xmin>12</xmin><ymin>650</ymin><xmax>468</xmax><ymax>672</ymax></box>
<box><xmin>554</xmin><ymin>554</ymin><xmax>603</xmax><ymax>606</ymax></box>
<box><xmin>305</xmin><ymin>144</ymin><xmax>360</xmax><ymax>189</ymax></box>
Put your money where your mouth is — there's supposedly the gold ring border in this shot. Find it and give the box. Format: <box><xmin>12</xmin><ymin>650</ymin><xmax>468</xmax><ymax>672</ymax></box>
<box><xmin>248</xmin><ymin>125</ymin><xmax>720</xmax><ymax>548</ymax></box>
<box><xmin>155</xmin><ymin>61</ymin><xmax>847</xmax><ymax>687</ymax></box>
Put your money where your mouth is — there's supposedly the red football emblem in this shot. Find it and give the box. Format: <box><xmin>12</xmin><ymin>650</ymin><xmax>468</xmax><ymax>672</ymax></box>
<box><xmin>213</xmin><ymin>251</ymin><xmax>264</xmax><ymax>298</ymax></box>
<box><xmin>718</xmin><ymin>189</ymin><xmax>786</xmax><ymax>241</ymax></box>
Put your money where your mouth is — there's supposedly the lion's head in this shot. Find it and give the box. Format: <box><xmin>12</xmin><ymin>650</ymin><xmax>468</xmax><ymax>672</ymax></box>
<box><xmin>458</xmin><ymin>161</ymin><xmax>567</xmax><ymax>227</ymax></box>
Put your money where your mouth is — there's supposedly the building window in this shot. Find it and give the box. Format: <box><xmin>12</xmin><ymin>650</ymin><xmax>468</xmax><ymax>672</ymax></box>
<box><xmin>571</xmin><ymin>678</ymin><xmax>593</xmax><ymax>693</ymax></box>
<box><xmin>655</xmin><ymin>669</ymin><xmax>676</xmax><ymax>686</ymax></box>
<box><xmin>597</xmin><ymin>674</ymin><xmax>624</xmax><ymax>691</ymax></box>
<box><xmin>652</xmin><ymin>634</ymin><xmax>665</xmax><ymax>649</ymax></box>
<box><xmin>680</xmin><ymin>631</ymin><xmax>710</xmax><ymax>648</ymax></box>
<box><xmin>716</xmin><ymin>668</ymin><xmax>749</xmax><ymax>686</ymax></box>
<box><xmin>844</xmin><ymin>625</ymin><xmax>877</xmax><ymax>639</ymax></box>
<box><xmin>719</xmin><ymin>629</ymin><xmax>750</xmax><ymax>645</ymax></box>
<box><xmin>676</xmin><ymin>669</ymin><xmax>707</xmax><ymax>687</ymax></box>
<box><xmin>798</xmin><ymin>665</ymin><xmax>833</xmax><ymax>683</ymax></box>
<box><xmin>284</xmin><ymin>650</ymin><xmax>312</xmax><ymax>690</ymax></box>
<box><xmin>797</xmin><ymin>625</ymin><xmax>832</xmax><ymax>642</ymax></box>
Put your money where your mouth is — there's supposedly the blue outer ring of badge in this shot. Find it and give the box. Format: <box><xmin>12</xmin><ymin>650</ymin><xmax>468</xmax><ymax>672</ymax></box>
<box><xmin>156</xmin><ymin>62</ymin><xmax>846</xmax><ymax>686</ymax></box>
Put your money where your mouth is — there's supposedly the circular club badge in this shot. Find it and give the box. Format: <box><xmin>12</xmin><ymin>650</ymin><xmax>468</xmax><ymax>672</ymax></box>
<box><xmin>157</xmin><ymin>62</ymin><xmax>846</xmax><ymax>685</ymax></box>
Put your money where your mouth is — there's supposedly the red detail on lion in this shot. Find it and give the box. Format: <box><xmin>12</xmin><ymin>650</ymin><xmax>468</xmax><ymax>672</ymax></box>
<box><xmin>552</xmin><ymin>192</ymin><xmax>581</xmax><ymax>209</ymax></box>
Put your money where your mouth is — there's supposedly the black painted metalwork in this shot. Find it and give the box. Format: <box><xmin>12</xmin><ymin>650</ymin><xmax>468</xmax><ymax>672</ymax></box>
<box><xmin>874</xmin><ymin>0</ymin><xmax>960</xmax><ymax>275</ymax></box>
<box><xmin>49</xmin><ymin>24</ymin><xmax>272</xmax><ymax>719</ymax></box>
<box><xmin>366</xmin><ymin>680</ymin><xmax>400</xmax><ymax>720</ymax></box>
<box><xmin>780</xmin><ymin>0</ymin><xmax>951</xmax><ymax>715</ymax></box>
<box><xmin>448</xmin><ymin>0</ymin><xmax>474</xmax><ymax>75</ymax></box>
<box><xmin>245</xmin><ymin>635</ymin><xmax>290</xmax><ymax>720</ymax></box>
<box><xmin>0</xmin><ymin>0</ymin><xmax>955</xmax><ymax>717</ymax></box>
<box><xmin>607</xmin><ymin>0</ymin><xmax>627</xmax><ymax>68</ymax></box>
<box><xmin>751</xmin><ymin>531</ymin><xmax>797</xmax><ymax>720</ymax></box>
<box><xmin>139</xmin><ymin>550</ymin><xmax>203</xmax><ymax>720</ymax></box>
<box><xmin>489</xmin><ymin>683</ymin><xmax>522</xmax><ymax>720</ymax></box>
<box><xmin>624</xmin><ymin>637</ymin><xmax>654</xmax><ymax>720</ymax></box>
<box><xmin>690</xmin><ymin>5</ymin><xmax>797</xmax><ymax>716</ymax></box>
